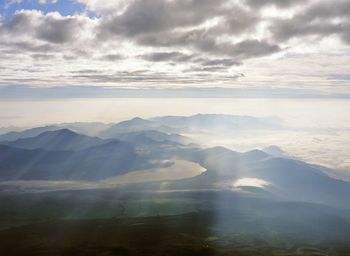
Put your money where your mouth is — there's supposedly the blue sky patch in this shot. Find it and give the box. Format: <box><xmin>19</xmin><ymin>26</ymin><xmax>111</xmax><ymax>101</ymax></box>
<box><xmin>1</xmin><ymin>0</ymin><xmax>86</xmax><ymax>19</ymax></box>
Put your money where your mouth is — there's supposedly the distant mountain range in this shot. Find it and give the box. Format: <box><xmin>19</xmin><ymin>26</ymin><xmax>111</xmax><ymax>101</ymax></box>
<box><xmin>0</xmin><ymin>114</ymin><xmax>349</xmax><ymax>211</ymax></box>
<box><xmin>0</xmin><ymin>114</ymin><xmax>282</xmax><ymax>141</ymax></box>
<box><xmin>151</xmin><ymin>114</ymin><xmax>281</xmax><ymax>132</ymax></box>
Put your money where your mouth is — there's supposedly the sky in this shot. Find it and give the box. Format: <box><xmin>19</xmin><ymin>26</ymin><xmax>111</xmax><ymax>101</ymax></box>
<box><xmin>0</xmin><ymin>0</ymin><xmax>350</xmax><ymax>98</ymax></box>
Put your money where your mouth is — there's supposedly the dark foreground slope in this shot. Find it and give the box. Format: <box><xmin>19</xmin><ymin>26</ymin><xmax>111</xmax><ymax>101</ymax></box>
<box><xmin>0</xmin><ymin>190</ymin><xmax>350</xmax><ymax>256</ymax></box>
<box><xmin>0</xmin><ymin>212</ymin><xmax>349</xmax><ymax>256</ymax></box>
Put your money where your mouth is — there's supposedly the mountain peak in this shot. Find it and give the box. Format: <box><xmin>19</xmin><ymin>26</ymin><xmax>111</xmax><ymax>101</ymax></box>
<box><xmin>1</xmin><ymin>128</ymin><xmax>104</xmax><ymax>151</ymax></box>
<box><xmin>131</xmin><ymin>117</ymin><xmax>145</xmax><ymax>121</ymax></box>
<box><xmin>114</xmin><ymin>117</ymin><xmax>151</xmax><ymax>127</ymax></box>
<box><xmin>39</xmin><ymin>128</ymin><xmax>79</xmax><ymax>137</ymax></box>
<box><xmin>242</xmin><ymin>149</ymin><xmax>270</xmax><ymax>160</ymax></box>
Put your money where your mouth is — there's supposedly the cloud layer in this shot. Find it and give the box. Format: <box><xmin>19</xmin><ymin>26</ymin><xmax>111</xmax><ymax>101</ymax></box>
<box><xmin>0</xmin><ymin>0</ymin><xmax>350</xmax><ymax>92</ymax></box>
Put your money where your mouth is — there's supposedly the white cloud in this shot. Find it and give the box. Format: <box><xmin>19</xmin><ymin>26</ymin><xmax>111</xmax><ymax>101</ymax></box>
<box><xmin>38</xmin><ymin>0</ymin><xmax>58</xmax><ymax>4</ymax></box>
<box><xmin>0</xmin><ymin>0</ymin><xmax>349</xmax><ymax>91</ymax></box>
<box><xmin>233</xmin><ymin>178</ymin><xmax>271</xmax><ymax>188</ymax></box>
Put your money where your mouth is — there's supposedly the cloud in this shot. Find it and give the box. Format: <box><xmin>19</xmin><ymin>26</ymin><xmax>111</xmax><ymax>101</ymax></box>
<box><xmin>201</xmin><ymin>58</ymin><xmax>241</xmax><ymax>67</ymax></box>
<box><xmin>99</xmin><ymin>54</ymin><xmax>124</xmax><ymax>62</ymax></box>
<box><xmin>245</xmin><ymin>0</ymin><xmax>306</xmax><ymax>9</ymax></box>
<box><xmin>140</xmin><ymin>52</ymin><xmax>194</xmax><ymax>63</ymax></box>
<box><xmin>4</xmin><ymin>0</ymin><xmax>58</xmax><ymax>9</ymax></box>
<box><xmin>97</xmin><ymin>0</ymin><xmax>269</xmax><ymax>61</ymax></box>
<box><xmin>3</xmin><ymin>0</ymin><xmax>23</xmax><ymax>9</ymax></box>
<box><xmin>0</xmin><ymin>10</ymin><xmax>93</xmax><ymax>44</ymax></box>
<box><xmin>2</xmin><ymin>85</ymin><xmax>349</xmax><ymax>99</ymax></box>
<box><xmin>98</xmin><ymin>0</ymin><xmax>228</xmax><ymax>37</ymax></box>
<box><xmin>38</xmin><ymin>0</ymin><xmax>58</xmax><ymax>4</ymax></box>
<box><xmin>0</xmin><ymin>115</ymin><xmax>22</xmax><ymax>120</ymax></box>
<box><xmin>270</xmin><ymin>0</ymin><xmax>350</xmax><ymax>44</ymax></box>
<box><xmin>35</xmin><ymin>15</ymin><xmax>80</xmax><ymax>44</ymax></box>
<box><xmin>233</xmin><ymin>178</ymin><xmax>270</xmax><ymax>188</ymax></box>
<box><xmin>0</xmin><ymin>0</ymin><xmax>349</xmax><ymax>91</ymax></box>
<box><xmin>76</xmin><ymin>0</ymin><xmax>130</xmax><ymax>15</ymax></box>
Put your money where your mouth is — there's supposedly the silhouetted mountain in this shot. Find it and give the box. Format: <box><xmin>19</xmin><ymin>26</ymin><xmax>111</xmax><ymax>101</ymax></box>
<box><xmin>0</xmin><ymin>141</ymin><xmax>146</xmax><ymax>180</ymax></box>
<box><xmin>0</xmin><ymin>129</ymin><xmax>105</xmax><ymax>151</ymax></box>
<box><xmin>0</xmin><ymin>122</ymin><xmax>112</xmax><ymax>141</ymax></box>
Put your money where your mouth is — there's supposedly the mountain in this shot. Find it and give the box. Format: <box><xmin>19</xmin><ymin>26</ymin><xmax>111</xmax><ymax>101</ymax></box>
<box><xmin>245</xmin><ymin>157</ymin><xmax>350</xmax><ymax>208</ymax></box>
<box><xmin>0</xmin><ymin>114</ymin><xmax>282</xmax><ymax>142</ymax></box>
<box><xmin>0</xmin><ymin>125</ymin><xmax>61</xmax><ymax>142</ymax></box>
<box><xmin>101</xmin><ymin>130</ymin><xmax>193</xmax><ymax>146</ymax></box>
<box><xmin>0</xmin><ymin>126</ymin><xmax>23</xmax><ymax>136</ymax></box>
<box><xmin>100</xmin><ymin>113</ymin><xmax>281</xmax><ymax>138</ymax></box>
<box><xmin>165</xmin><ymin>147</ymin><xmax>350</xmax><ymax>209</ymax></box>
<box><xmin>100</xmin><ymin>117</ymin><xmax>174</xmax><ymax>138</ymax></box>
<box><xmin>0</xmin><ymin>140</ymin><xmax>147</xmax><ymax>180</ymax></box>
<box><xmin>0</xmin><ymin>129</ymin><xmax>105</xmax><ymax>151</ymax></box>
<box><xmin>151</xmin><ymin>114</ymin><xmax>281</xmax><ymax>132</ymax></box>
<box><xmin>56</xmin><ymin>122</ymin><xmax>112</xmax><ymax>136</ymax></box>
<box><xmin>262</xmin><ymin>145</ymin><xmax>285</xmax><ymax>157</ymax></box>
<box><xmin>0</xmin><ymin>121</ymin><xmax>349</xmax><ymax>210</ymax></box>
<box><xmin>0</xmin><ymin>122</ymin><xmax>112</xmax><ymax>142</ymax></box>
